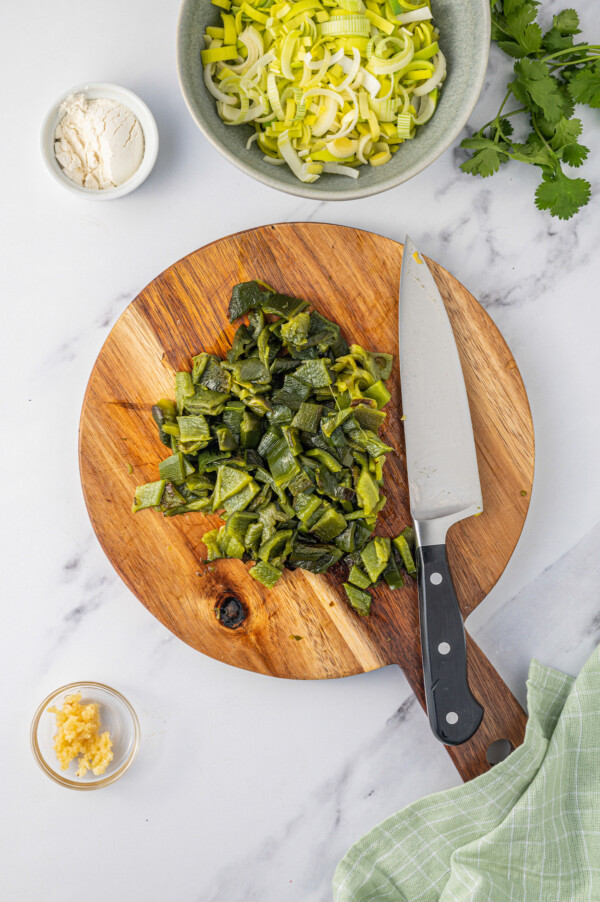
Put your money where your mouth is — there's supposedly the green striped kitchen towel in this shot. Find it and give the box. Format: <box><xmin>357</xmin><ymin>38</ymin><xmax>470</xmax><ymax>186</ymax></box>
<box><xmin>334</xmin><ymin>647</ymin><xmax>600</xmax><ymax>901</ymax></box>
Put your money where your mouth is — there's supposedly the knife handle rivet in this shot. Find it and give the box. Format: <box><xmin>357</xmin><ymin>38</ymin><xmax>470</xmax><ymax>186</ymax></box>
<box><xmin>430</xmin><ymin>572</ymin><xmax>443</xmax><ymax>585</ymax></box>
<box><xmin>438</xmin><ymin>642</ymin><xmax>451</xmax><ymax>655</ymax></box>
<box><xmin>446</xmin><ymin>712</ymin><xmax>459</xmax><ymax>725</ymax></box>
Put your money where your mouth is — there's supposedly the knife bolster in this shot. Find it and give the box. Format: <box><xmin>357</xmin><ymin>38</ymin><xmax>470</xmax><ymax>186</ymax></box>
<box><xmin>414</xmin><ymin>506</ymin><xmax>480</xmax><ymax>549</ymax></box>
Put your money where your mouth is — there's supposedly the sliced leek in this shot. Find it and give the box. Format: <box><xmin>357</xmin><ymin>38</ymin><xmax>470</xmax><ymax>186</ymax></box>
<box><xmin>201</xmin><ymin>0</ymin><xmax>443</xmax><ymax>182</ymax></box>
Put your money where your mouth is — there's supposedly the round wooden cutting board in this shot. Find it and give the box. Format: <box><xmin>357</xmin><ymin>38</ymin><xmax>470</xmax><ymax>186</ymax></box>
<box><xmin>80</xmin><ymin>223</ymin><xmax>534</xmax><ymax>779</ymax></box>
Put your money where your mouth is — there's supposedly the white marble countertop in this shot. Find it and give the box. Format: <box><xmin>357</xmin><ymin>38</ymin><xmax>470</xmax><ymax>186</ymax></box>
<box><xmin>2</xmin><ymin>0</ymin><xmax>599</xmax><ymax>898</ymax></box>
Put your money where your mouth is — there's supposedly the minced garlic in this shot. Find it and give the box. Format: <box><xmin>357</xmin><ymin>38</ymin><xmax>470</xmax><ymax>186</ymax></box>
<box><xmin>48</xmin><ymin>693</ymin><xmax>113</xmax><ymax>777</ymax></box>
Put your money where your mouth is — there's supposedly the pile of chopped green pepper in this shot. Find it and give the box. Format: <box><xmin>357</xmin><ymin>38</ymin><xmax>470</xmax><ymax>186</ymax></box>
<box><xmin>132</xmin><ymin>280</ymin><xmax>416</xmax><ymax>615</ymax></box>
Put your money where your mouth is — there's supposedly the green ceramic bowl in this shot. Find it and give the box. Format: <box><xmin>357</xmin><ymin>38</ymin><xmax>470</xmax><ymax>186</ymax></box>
<box><xmin>177</xmin><ymin>0</ymin><xmax>490</xmax><ymax>200</ymax></box>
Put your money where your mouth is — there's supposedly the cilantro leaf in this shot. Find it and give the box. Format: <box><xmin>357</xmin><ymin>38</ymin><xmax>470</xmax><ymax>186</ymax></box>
<box><xmin>560</xmin><ymin>142</ymin><xmax>589</xmax><ymax>167</ymax></box>
<box><xmin>510</xmin><ymin>135</ymin><xmax>556</xmax><ymax>172</ymax></box>
<box><xmin>557</xmin><ymin>82</ymin><xmax>576</xmax><ymax>120</ymax></box>
<box><xmin>497</xmin><ymin>39</ymin><xmax>531</xmax><ymax>58</ymax></box>
<box><xmin>549</xmin><ymin>117</ymin><xmax>583</xmax><ymax>150</ymax></box>
<box><xmin>497</xmin><ymin>118</ymin><xmax>514</xmax><ymax>137</ymax></box>
<box><xmin>552</xmin><ymin>9</ymin><xmax>580</xmax><ymax>36</ymax></box>
<box><xmin>503</xmin><ymin>0</ymin><xmax>538</xmax><ymax>28</ymax></box>
<box><xmin>490</xmin><ymin>20</ymin><xmax>507</xmax><ymax>42</ymax></box>
<box><xmin>460</xmin><ymin>136</ymin><xmax>505</xmax><ymax>152</ymax></box>
<box><xmin>460</xmin><ymin>140</ymin><xmax>507</xmax><ymax>178</ymax></box>
<box><xmin>501</xmin><ymin>0</ymin><xmax>542</xmax><ymax>54</ymax></box>
<box><xmin>534</xmin><ymin>170</ymin><xmax>591</xmax><ymax>219</ymax></box>
<box><xmin>541</xmin><ymin>27</ymin><xmax>574</xmax><ymax>54</ymax></box>
<box><xmin>502</xmin><ymin>0</ymin><xmax>534</xmax><ymax>15</ymax></box>
<box><xmin>498</xmin><ymin>28</ymin><xmax>541</xmax><ymax>57</ymax></box>
<box><xmin>509</xmin><ymin>59</ymin><xmax>566</xmax><ymax>122</ymax></box>
<box><xmin>567</xmin><ymin>61</ymin><xmax>600</xmax><ymax>109</ymax></box>
<box><xmin>537</xmin><ymin>115</ymin><xmax>583</xmax><ymax>149</ymax></box>
<box><xmin>514</xmin><ymin>23</ymin><xmax>542</xmax><ymax>54</ymax></box>
<box><xmin>460</xmin><ymin>150</ymin><xmax>503</xmax><ymax>178</ymax></box>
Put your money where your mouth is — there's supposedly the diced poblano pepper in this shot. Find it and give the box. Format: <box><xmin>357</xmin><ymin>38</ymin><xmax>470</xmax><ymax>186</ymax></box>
<box><xmin>371</xmin><ymin>353</ymin><xmax>393</xmax><ymax>381</ymax></box>
<box><xmin>268</xmin><ymin>404</ymin><xmax>294</xmax><ymax>425</ymax></box>
<box><xmin>212</xmin><ymin>465</ymin><xmax>252</xmax><ymax>507</ymax></box>
<box><xmin>343</xmin><ymin>583</ymin><xmax>372</xmax><ymax>616</ymax></box>
<box><xmin>356</xmin><ymin>466</ymin><xmax>380</xmax><ymax>516</ymax></box>
<box><xmin>228</xmin><ymin>281</ymin><xmax>268</xmax><ymax>322</ymax></box>
<box><xmin>177</xmin><ymin>415</ymin><xmax>211</xmax><ymax>443</ymax></box>
<box><xmin>132</xmin><ymin>480</ymin><xmax>166</xmax><ymax>512</ymax></box>
<box><xmin>364</xmin><ymin>380</ymin><xmax>391</xmax><ymax>409</ymax></box>
<box><xmin>291</xmin><ymin>402</ymin><xmax>322</xmax><ymax>433</ymax></box>
<box><xmin>371</xmin><ymin>456</ymin><xmax>384</xmax><ymax>484</ymax></box>
<box><xmin>295</xmin><ymin>492</ymin><xmax>323</xmax><ymax>527</ymax></box>
<box><xmin>220</xmin><ymin>533</ymin><xmax>245</xmax><ymax>559</ymax></box>
<box><xmin>185</xmin><ymin>473</ymin><xmax>214</xmax><ymax>495</ymax></box>
<box><xmin>259</xmin><ymin>529</ymin><xmax>294</xmax><ymax>564</ymax></box>
<box><xmin>133</xmin><ymin>279</ymin><xmax>410</xmax><ymax>618</ymax></box>
<box><xmin>287</xmin><ymin>469</ymin><xmax>314</xmax><ymax>496</ymax></box>
<box><xmin>261</xmin><ymin>293</ymin><xmax>309</xmax><ymax>319</ymax></box>
<box><xmin>245</xmin><ymin>521</ymin><xmax>264</xmax><ymax>553</ymax></box>
<box><xmin>280</xmin><ymin>312</ymin><xmax>311</xmax><ymax>347</ymax></box>
<box><xmin>175</xmin><ymin>371</ymin><xmax>194</xmax><ymax>414</ymax></box>
<box><xmin>222</xmin><ymin>399</ymin><xmax>245</xmax><ymax>438</ymax></box>
<box><xmin>361</xmin><ymin>537</ymin><xmax>391</xmax><ymax>583</ymax></box>
<box><xmin>232</xmin><ymin>358</ymin><xmax>271</xmax><ymax>386</ymax></box>
<box><xmin>334</xmin><ymin>523</ymin><xmax>356</xmax><ymax>553</ymax></box>
<box><xmin>163</xmin><ymin>497</ymin><xmax>212</xmax><ymax>516</ymax></box>
<box><xmin>222</xmin><ymin>479</ymin><xmax>260</xmax><ymax>513</ymax></box>
<box><xmin>305</xmin><ymin>448</ymin><xmax>343</xmax><ymax>473</ymax></box>
<box><xmin>282</xmin><ymin>425</ymin><xmax>303</xmax><ymax>456</ymax></box>
<box><xmin>215</xmin><ymin>424</ymin><xmax>236</xmax><ymax>451</ymax></box>
<box><xmin>249</xmin><ymin>560</ymin><xmax>284</xmax><ymax>588</ymax></box>
<box><xmin>393</xmin><ymin>529</ymin><xmax>417</xmax><ymax>578</ymax></box>
<box><xmin>158</xmin><ymin>452</ymin><xmax>191</xmax><ymax>485</ymax></box>
<box><xmin>202</xmin><ymin>528</ymin><xmax>222</xmax><ymax>561</ymax></box>
<box><xmin>225</xmin><ymin>511</ymin><xmax>257</xmax><ymax>542</ymax></box>
<box><xmin>353</xmin><ymin>404</ymin><xmax>386</xmax><ymax>432</ymax></box>
<box><xmin>294</xmin><ymin>359</ymin><xmax>332</xmax><ymax>389</ymax></box>
<box><xmin>401</xmin><ymin>525</ymin><xmax>416</xmax><ymax>549</ymax></box>
<box><xmin>321</xmin><ymin>407</ymin><xmax>354</xmax><ymax>437</ymax></box>
<box><xmin>192</xmin><ymin>352</ymin><xmax>211</xmax><ymax>383</ymax></box>
<box><xmin>267</xmin><ymin>439</ymin><xmax>301</xmax><ymax>486</ymax></box>
<box><xmin>311</xmin><ymin>508</ymin><xmax>347</xmax><ymax>542</ymax></box>
<box><xmin>160</xmin><ymin>482</ymin><xmax>187</xmax><ymax>512</ymax></box>
<box><xmin>184</xmin><ymin>387</ymin><xmax>230</xmax><ymax>416</ymax></box>
<box><xmin>272</xmin><ymin>375</ymin><xmax>311</xmax><ymax>409</ymax></box>
<box><xmin>240</xmin><ymin>409</ymin><xmax>263</xmax><ymax>449</ymax></box>
<box><xmin>258</xmin><ymin>426</ymin><xmax>283</xmax><ymax>459</ymax></box>
<box><xmin>383</xmin><ymin>551</ymin><xmax>405</xmax><ymax>589</ymax></box>
<box><xmin>348</xmin><ymin>565</ymin><xmax>372</xmax><ymax>589</ymax></box>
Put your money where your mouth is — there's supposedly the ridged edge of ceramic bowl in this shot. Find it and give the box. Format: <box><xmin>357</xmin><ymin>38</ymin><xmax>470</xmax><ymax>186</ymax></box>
<box><xmin>176</xmin><ymin>0</ymin><xmax>490</xmax><ymax>200</ymax></box>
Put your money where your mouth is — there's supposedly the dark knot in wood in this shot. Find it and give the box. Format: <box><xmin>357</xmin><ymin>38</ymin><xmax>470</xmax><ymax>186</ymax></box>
<box><xmin>216</xmin><ymin>595</ymin><xmax>246</xmax><ymax>629</ymax></box>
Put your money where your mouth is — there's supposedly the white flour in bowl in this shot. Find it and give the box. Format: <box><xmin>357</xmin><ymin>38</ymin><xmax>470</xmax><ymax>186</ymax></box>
<box><xmin>54</xmin><ymin>93</ymin><xmax>144</xmax><ymax>190</ymax></box>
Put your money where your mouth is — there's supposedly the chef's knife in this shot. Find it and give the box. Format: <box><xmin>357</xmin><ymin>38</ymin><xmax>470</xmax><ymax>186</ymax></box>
<box><xmin>399</xmin><ymin>238</ymin><xmax>484</xmax><ymax>745</ymax></box>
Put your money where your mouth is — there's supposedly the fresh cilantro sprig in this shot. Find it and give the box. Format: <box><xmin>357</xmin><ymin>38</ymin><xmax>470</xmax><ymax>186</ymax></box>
<box><xmin>460</xmin><ymin>1</ymin><xmax>600</xmax><ymax>219</ymax></box>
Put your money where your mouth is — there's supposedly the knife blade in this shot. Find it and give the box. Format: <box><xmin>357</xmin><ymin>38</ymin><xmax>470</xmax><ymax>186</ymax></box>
<box><xmin>399</xmin><ymin>237</ymin><xmax>484</xmax><ymax>745</ymax></box>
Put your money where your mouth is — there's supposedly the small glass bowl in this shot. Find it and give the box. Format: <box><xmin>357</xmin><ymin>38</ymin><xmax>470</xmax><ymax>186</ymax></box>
<box><xmin>31</xmin><ymin>681</ymin><xmax>140</xmax><ymax>790</ymax></box>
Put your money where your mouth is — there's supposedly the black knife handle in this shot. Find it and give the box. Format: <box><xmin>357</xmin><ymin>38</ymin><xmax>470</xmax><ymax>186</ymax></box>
<box><xmin>417</xmin><ymin>544</ymin><xmax>484</xmax><ymax>745</ymax></box>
